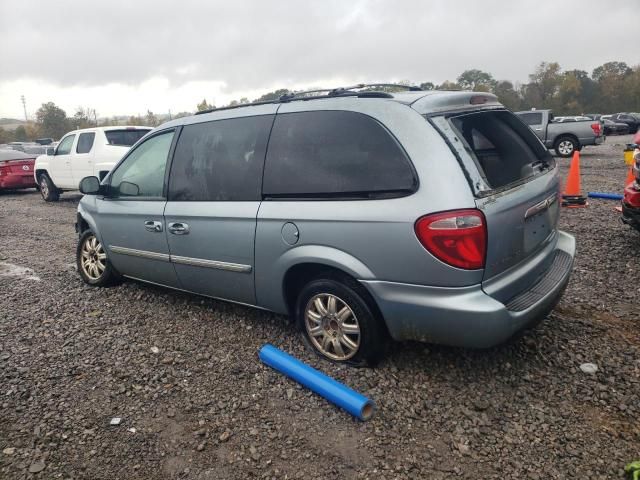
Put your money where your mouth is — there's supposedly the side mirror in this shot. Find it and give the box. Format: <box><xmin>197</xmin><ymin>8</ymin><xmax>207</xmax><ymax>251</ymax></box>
<box><xmin>79</xmin><ymin>176</ymin><xmax>101</xmax><ymax>195</ymax></box>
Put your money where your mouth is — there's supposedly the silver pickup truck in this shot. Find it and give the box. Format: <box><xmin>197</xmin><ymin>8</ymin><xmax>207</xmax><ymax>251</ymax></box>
<box><xmin>516</xmin><ymin>109</ymin><xmax>604</xmax><ymax>157</ymax></box>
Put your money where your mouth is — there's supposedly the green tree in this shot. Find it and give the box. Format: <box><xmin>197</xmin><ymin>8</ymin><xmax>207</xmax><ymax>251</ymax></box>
<box><xmin>493</xmin><ymin>81</ymin><xmax>521</xmax><ymax>111</ymax></box>
<box><xmin>72</xmin><ymin>107</ymin><xmax>95</xmax><ymax>129</ymax></box>
<box><xmin>36</xmin><ymin>102</ymin><xmax>70</xmax><ymax>140</ymax></box>
<box><xmin>457</xmin><ymin>69</ymin><xmax>496</xmax><ymax>92</ymax></box>
<box><xmin>0</xmin><ymin>126</ymin><xmax>12</xmax><ymax>143</ymax></box>
<box><xmin>419</xmin><ymin>82</ymin><xmax>435</xmax><ymax>91</ymax></box>
<box><xmin>528</xmin><ymin>62</ymin><xmax>562</xmax><ymax>107</ymax></box>
<box><xmin>14</xmin><ymin>125</ymin><xmax>27</xmax><ymax>141</ymax></box>
<box><xmin>592</xmin><ymin>61</ymin><xmax>632</xmax><ymax>82</ymax></box>
<box><xmin>437</xmin><ymin>80</ymin><xmax>461</xmax><ymax>90</ymax></box>
<box><xmin>255</xmin><ymin>89</ymin><xmax>290</xmax><ymax>102</ymax></box>
<box><xmin>145</xmin><ymin>110</ymin><xmax>159</xmax><ymax>127</ymax></box>
<box><xmin>197</xmin><ymin>99</ymin><xmax>213</xmax><ymax>111</ymax></box>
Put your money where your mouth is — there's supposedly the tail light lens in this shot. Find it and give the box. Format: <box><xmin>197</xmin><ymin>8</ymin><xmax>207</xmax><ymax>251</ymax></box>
<box><xmin>591</xmin><ymin>123</ymin><xmax>601</xmax><ymax>135</ymax></box>
<box><xmin>415</xmin><ymin>209</ymin><xmax>487</xmax><ymax>270</ymax></box>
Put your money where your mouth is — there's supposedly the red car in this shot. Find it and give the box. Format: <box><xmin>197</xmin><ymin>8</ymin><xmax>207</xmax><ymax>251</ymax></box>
<box><xmin>0</xmin><ymin>149</ymin><xmax>37</xmax><ymax>191</ymax></box>
<box><xmin>621</xmin><ymin>132</ymin><xmax>640</xmax><ymax>232</ymax></box>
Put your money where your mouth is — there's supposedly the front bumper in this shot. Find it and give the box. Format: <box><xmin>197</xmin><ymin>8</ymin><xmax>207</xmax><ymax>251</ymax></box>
<box><xmin>361</xmin><ymin>230</ymin><xmax>575</xmax><ymax>348</ymax></box>
<box><xmin>0</xmin><ymin>174</ymin><xmax>37</xmax><ymax>189</ymax></box>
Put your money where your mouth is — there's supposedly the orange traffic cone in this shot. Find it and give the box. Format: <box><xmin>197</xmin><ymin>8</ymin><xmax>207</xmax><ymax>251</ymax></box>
<box><xmin>562</xmin><ymin>151</ymin><xmax>587</xmax><ymax>207</ymax></box>
<box><xmin>625</xmin><ymin>166</ymin><xmax>635</xmax><ymax>186</ymax></box>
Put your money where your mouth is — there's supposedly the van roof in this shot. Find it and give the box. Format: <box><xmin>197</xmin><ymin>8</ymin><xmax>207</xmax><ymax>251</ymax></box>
<box><xmin>162</xmin><ymin>88</ymin><xmax>503</xmax><ymax>129</ymax></box>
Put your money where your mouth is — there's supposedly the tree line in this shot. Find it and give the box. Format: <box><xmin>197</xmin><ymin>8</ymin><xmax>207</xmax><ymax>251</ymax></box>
<box><xmin>2</xmin><ymin>60</ymin><xmax>638</xmax><ymax>144</ymax></box>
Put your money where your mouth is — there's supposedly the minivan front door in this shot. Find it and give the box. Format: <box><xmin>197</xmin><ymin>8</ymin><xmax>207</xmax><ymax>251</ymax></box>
<box><xmin>163</xmin><ymin>113</ymin><xmax>275</xmax><ymax>305</ymax></box>
<box><xmin>96</xmin><ymin>129</ymin><xmax>179</xmax><ymax>288</ymax></box>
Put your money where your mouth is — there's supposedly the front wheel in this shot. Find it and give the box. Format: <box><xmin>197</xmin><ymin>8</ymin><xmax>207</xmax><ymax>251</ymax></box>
<box><xmin>295</xmin><ymin>277</ymin><xmax>386</xmax><ymax>366</ymax></box>
<box><xmin>554</xmin><ymin>137</ymin><xmax>578</xmax><ymax>158</ymax></box>
<box><xmin>76</xmin><ymin>230</ymin><xmax>121</xmax><ymax>287</ymax></box>
<box><xmin>38</xmin><ymin>173</ymin><xmax>59</xmax><ymax>202</ymax></box>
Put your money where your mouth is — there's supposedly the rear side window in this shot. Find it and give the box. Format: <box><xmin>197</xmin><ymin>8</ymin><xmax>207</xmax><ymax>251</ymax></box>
<box><xmin>263</xmin><ymin>111</ymin><xmax>416</xmax><ymax>197</ymax></box>
<box><xmin>518</xmin><ymin>112</ymin><xmax>542</xmax><ymax>126</ymax></box>
<box><xmin>448</xmin><ymin>110</ymin><xmax>553</xmax><ymax>190</ymax></box>
<box><xmin>105</xmin><ymin>129</ymin><xmax>149</xmax><ymax>146</ymax></box>
<box><xmin>168</xmin><ymin>115</ymin><xmax>272</xmax><ymax>201</ymax></box>
<box><xmin>76</xmin><ymin>132</ymin><xmax>95</xmax><ymax>154</ymax></box>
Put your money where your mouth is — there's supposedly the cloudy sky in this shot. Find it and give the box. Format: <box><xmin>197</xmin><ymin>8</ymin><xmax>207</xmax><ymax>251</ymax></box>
<box><xmin>0</xmin><ymin>0</ymin><xmax>637</xmax><ymax>119</ymax></box>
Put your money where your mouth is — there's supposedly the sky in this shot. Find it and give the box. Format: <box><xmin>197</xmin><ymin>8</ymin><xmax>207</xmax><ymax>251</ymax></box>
<box><xmin>0</xmin><ymin>0</ymin><xmax>637</xmax><ymax>120</ymax></box>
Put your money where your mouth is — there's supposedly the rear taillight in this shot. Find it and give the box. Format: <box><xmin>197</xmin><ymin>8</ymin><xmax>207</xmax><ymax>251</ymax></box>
<box><xmin>414</xmin><ymin>209</ymin><xmax>487</xmax><ymax>270</ymax></box>
<box><xmin>591</xmin><ymin>123</ymin><xmax>601</xmax><ymax>135</ymax></box>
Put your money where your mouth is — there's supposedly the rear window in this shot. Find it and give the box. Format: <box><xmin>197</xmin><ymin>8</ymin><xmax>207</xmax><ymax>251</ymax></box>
<box><xmin>263</xmin><ymin>111</ymin><xmax>416</xmax><ymax>198</ymax></box>
<box><xmin>105</xmin><ymin>129</ymin><xmax>149</xmax><ymax>146</ymax></box>
<box><xmin>442</xmin><ymin>110</ymin><xmax>554</xmax><ymax>191</ymax></box>
<box><xmin>518</xmin><ymin>112</ymin><xmax>542</xmax><ymax>126</ymax></box>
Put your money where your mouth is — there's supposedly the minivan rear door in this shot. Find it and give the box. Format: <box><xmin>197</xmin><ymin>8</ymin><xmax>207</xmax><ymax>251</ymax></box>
<box><xmin>431</xmin><ymin>110</ymin><xmax>560</xmax><ymax>299</ymax></box>
<box><xmin>163</xmin><ymin>112</ymin><xmax>275</xmax><ymax>305</ymax></box>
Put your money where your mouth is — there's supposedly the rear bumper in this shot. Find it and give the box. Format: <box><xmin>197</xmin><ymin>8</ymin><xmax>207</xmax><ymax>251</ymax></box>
<box><xmin>361</xmin><ymin>230</ymin><xmax>575</xmax><ymax>348</ymax></box>
<box><xmin>0</xmin><ymin>174</ymin><xmax>37</xmax><ymax>189</ymax></box>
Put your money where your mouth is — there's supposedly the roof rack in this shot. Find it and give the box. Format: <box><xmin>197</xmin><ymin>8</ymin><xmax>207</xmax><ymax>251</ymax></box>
<box><xmin>195</xmin><ymin>83</ymin><xmax>422</xmax><ymax>115</ymax></box>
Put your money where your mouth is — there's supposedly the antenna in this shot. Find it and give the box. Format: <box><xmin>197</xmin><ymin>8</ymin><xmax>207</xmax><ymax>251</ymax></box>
<box><xmin>21</xmin><ymin>95</ymin><xmax>27</xmax><ymax>121</ymax></box>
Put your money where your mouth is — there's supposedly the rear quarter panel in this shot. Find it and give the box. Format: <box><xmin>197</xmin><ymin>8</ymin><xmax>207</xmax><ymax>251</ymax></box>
<box><xmin>255</xmin><ymin>98</ymin><xmax>481</xmax><ymax>314</ymax></box>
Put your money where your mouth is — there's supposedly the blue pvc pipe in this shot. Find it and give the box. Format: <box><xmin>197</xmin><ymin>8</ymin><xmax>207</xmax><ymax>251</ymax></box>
<box><xmin>258</xmin><ymin>344</ymin><xmax>375</xmax><ymax>421</ymax></box>
<box><xmin>587</xmin><ymin>192</ymin><xmax>623</xmax><ymax>200</ymax></box>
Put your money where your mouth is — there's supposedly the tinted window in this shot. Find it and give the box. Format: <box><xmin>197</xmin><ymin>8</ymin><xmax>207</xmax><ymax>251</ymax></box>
<box><xmin>76</xmin><ymin>132</ymin><xmax>95</xmax><ymax>154</ymax></box>
<box><xmin>169</xmin><ymin>115</ymin><xmax>272</xmax><ymax>201</ymax></box>
<box><xmin>109</xmin><ymin>130</ymin><xmax>174</xmax><ymax>198</ymax></box>
<box><xmin>263</xmin><ymin>111</ymin><xmax>415</xmax><ymax>197</ymax></box>
<box><xmin>449</xmin><ymin>110</ymin><xmax>553</xmax><ymax>190</ymax></box>
<box><xmin>518</xmin><ymin>112</ymin><xmax>543</xmax><ymax>126</ymax></box>
<box><xmin>56</xmin><ymin>135</ymin><xmax>75</xmax><ymax>155</ymax></box>
<box><xmin>105</xmin><ymin>129</ymin><xmax>150</xmax><ymax>146</ymax></box>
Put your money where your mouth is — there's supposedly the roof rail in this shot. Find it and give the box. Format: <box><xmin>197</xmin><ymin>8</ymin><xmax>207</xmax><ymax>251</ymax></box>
<box><xmin>195</xmin><ymin>83</ymin><xmax>421</xmax><ymax>115</ymax></box>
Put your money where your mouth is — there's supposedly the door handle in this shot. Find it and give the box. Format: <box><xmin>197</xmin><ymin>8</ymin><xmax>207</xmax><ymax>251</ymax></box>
<box><xmin>144</xmin><ymin>220</ymin><xmax>163</xmax><ymax>232</ymax></box>
<box><xmin>168</xmin><ymin>222</ymin><xmax>190</xmax><ymax>235</ymax></box>
<box><xmin>534</xmin><ymin>128</ymin><xmax>543</xmax><ymax>131</ymax></box>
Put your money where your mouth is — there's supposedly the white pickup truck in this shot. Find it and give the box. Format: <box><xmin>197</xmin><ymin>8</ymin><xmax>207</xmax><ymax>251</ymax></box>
<box><xmin>34</xmin><ymin>126</ymin><xmax>151</xmax><ymax>201</ymax></box>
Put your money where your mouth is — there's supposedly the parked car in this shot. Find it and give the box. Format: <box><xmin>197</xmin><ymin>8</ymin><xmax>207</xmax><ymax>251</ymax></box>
<box><xmin>609</xmin><ymin>113</ymin><xmax>640</xmax><ymax>134</ymax></box>
<box><xmin>0</xmin><ymin>149</ymin><xmax>37</xmax><ymax>191</ymax></box>
<box><xmin>74</xmin><ymin>87</ymin><xmax>575</xmax><ymax>365</ymax></box>
<box><xmin>602</xmin><ymin>118</ymin><xmax>630</xmax><ymax>135</ymax></box>
<box><xmin>516</xmin><ymin>109</ymin><xmax>604</xmax><ymax>157</ymax></box>
<box><xmin>35</xmin><ymin>138</ymin><xmax>54</xmax><ymax>145</ymax></box>
<box><xmin>34</xmin><ymin>126</ymin><xmax>151</xmax><ymax>201</ymax></box>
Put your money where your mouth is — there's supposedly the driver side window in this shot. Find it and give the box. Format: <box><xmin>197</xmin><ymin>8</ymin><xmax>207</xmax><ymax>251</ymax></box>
<box><xmin>56</xmin><ymin>135</ymin><xmax>75</xmax><ymax>155</ymax></box>
<box><xmin>109</xmin><ymin>130</ymin><xmax>174</xmax><ymax>198</ymax></box>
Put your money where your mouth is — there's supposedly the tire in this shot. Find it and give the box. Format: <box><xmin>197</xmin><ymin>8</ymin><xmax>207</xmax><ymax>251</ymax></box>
<box><xmin>76</xmin><ymin>229</ymin><xmax>121</xmax><ymax>287</ymax></box>
<box><xmin>554</xmin><ymin>136</ymin><xmax>578</xmax><ymax>158</ymax></box>
<box><xmin>38</xmin><ymin>173</ymin><xmax>59</xmax><ymax>202</ymax></box>
<box><xmin>295</xmin><ymin>276</ymin><xmax>386</xmax><ymax>366</ymax></box>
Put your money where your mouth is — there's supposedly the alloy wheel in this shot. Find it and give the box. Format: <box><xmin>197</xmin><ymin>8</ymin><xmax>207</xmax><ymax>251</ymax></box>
<box><xmin>40</xmin><ymin>177</ymin><xmax>49</xmax><ymax>199</ymax></box>
<box><xmin>304</xmin><ymin>293</ymin><xmax>360</xmax><ymax>361</ymax></box>
<box><xmin>80</xmin><ymin>235</ymin><xmax>107</xmax><ymax>280</ymax></box>
<box><xmin>558</xmin><ymin>140</ymin><xmax>574</xmax><ymax>156</ymax></box>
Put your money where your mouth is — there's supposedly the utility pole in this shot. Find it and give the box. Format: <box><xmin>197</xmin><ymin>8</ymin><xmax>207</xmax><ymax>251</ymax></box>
<box><xmin>20</xmin><ymin>95</ymin><xmax>27</xmax><ymax>121</ymax></box>
<box><xmin>168</xmin><ymin>109</ymin><xmax>172</xmax><ymax>121</ymax></box>
<box><xmin>93</xmin><ymin>109</ymin><xmax>98</xmax><ymax>126</ymax></box>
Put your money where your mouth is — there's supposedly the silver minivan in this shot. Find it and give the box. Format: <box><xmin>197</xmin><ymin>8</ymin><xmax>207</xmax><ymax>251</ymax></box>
<box><xmin>75</xmin><ymin>86</ymin><xmax>575</xmax><ymax>365</ymax></box>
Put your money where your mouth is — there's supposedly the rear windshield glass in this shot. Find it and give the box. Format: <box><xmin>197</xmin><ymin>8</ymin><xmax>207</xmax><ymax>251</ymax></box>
<box><xmin>105</xmin><ymin>129</ymin><xmax>149</xmax><ymax>146</ymax></box>
<box><xmin>444</xmin><ymin>110</ymin><xmax>553</xmax><ymax>191</ymax></box>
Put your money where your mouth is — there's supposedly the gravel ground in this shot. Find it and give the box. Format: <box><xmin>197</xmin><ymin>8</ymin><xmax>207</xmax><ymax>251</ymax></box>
<box><xmin>1</xmin><ymin>135</ymin><xmax>639</xmax><ymax>479</ymax></box>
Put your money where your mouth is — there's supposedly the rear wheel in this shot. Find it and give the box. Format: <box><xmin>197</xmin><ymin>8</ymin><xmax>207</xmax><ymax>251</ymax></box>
<box><xmin>554</xmin><ymin>136</ymin><xmax>578</xmax><ymax>158</ymax></box>
<box><xmin>38</xmin><ymin>173</ymin><xmax>59</xmax><ymax>202</ymax></box>
<box><xmin>76</xmin><ymin>230</ymin><xmax>121</xmax><ymax>287</ymax></box>
<box><xmin>295</xmin><ymin>277</ymin><xmax>385</xmax><ymax>366</ymax></box>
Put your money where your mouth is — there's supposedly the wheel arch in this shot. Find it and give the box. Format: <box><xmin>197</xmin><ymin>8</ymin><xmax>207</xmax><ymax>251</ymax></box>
<box><xmin>553</xmin><ymin>133</ymin><xmax>580</xmax><ymax>148</ymax></box>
